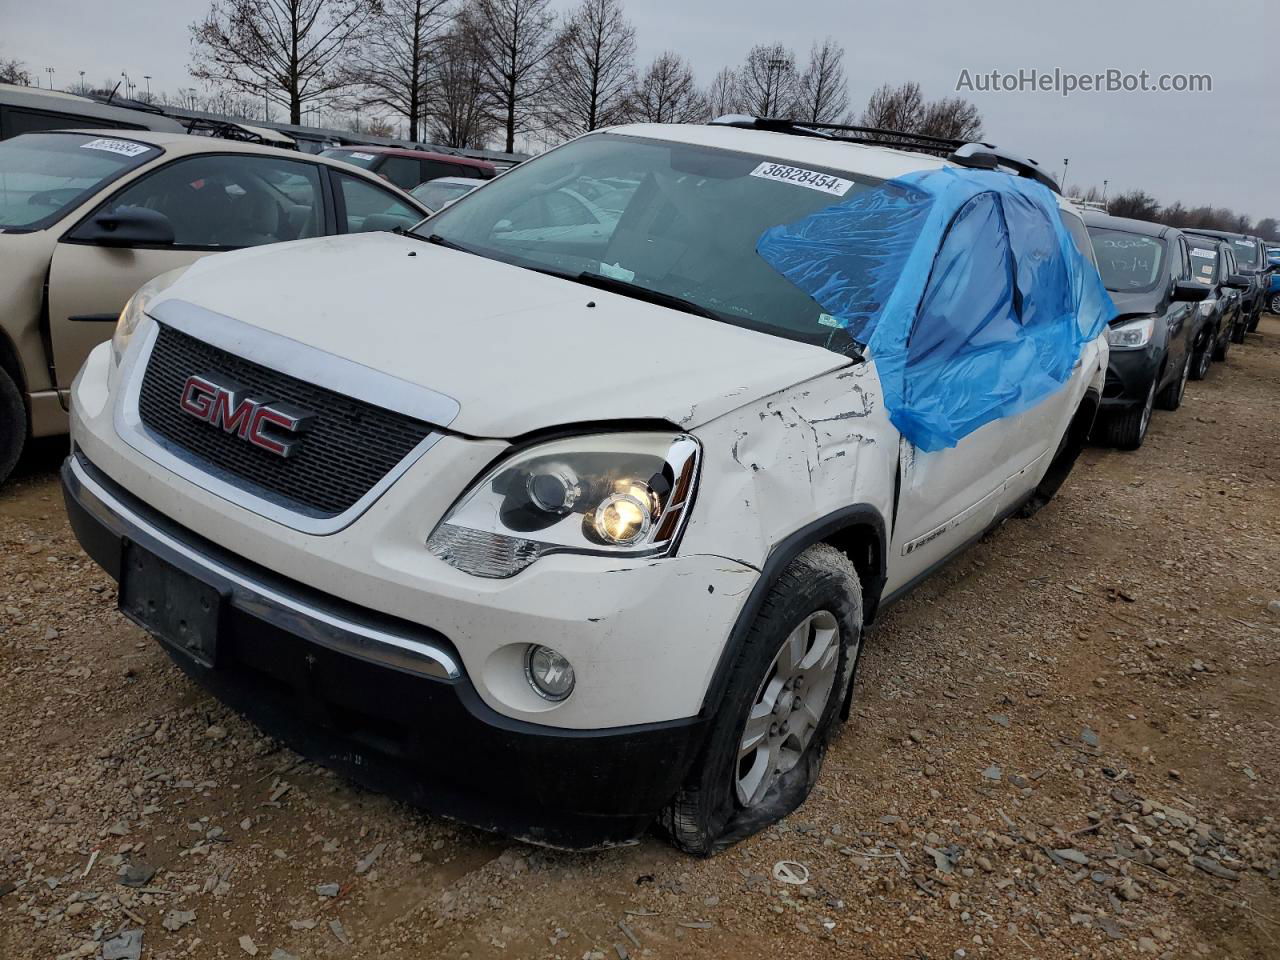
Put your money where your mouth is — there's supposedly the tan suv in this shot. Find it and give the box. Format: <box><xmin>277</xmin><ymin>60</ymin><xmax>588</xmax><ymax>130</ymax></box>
<box><xmin>0</xmin><ymin>129</ymin><xmax>430</xmax><ymax>483</ymax></box>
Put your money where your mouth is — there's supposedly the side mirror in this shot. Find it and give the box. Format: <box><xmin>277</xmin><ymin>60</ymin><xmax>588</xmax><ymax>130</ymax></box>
<box><xmin>1224</xmin><ymin>273</ymin><xmax>1252</xmax><ymax>290</ymax></box>
<box><xmin>75</xmin><ymin>206</ymin><xmax>176</xmax><ymax>247</ymax></box>
<box><xmin>1172</xmin><ymin>280</ymin><xmax>1209</xmax><ymax>303</ymax></box>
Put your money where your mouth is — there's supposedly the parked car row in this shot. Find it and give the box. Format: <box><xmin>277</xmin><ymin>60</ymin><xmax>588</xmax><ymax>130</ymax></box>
<box><xmin>2</xmin><ymin>107</ymin><xmax>1273</xmax><ymax>855</ymax></box>
<box><xmin>1083</xmin><ymin>212</ymin><xmax>1274</xmax><ymax>450</ymax></box>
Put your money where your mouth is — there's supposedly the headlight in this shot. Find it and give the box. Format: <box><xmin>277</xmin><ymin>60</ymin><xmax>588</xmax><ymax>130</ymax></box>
<box><xmin>427</xmin><ymin>433</ymin><xmax>700</xmax><ymax>578</ymax></box>
<box><xmin>1198</xmin><ymin>297</ymin><xmax>1218</xmax><ymax>317</ymax></box>
<box><xmin>111</xmin><ymin>268</ymin><xmax>187</xmax><ymax>368</ymax></box>
<box><xmin>1107</xmin><ymin>316</ymin><xmax>1156</xmax><ymax>350</ymax></box>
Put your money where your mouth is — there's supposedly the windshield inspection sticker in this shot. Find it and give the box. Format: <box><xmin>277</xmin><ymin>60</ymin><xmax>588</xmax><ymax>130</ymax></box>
<box><xmin>750</xmin><ymin>162</ymin><xmax>854</xmax><ymax>196</ymax></box>
<box><xmin>350</xmin><ymin>152</ymin><xmax>376</xmax><ymax>160</ymax></box>
<box><xmin>1191</xmin><ymin>248</ymin><xmax>1217</xmax><ymax>259</ymax></box>
<box><xmin>80</xmin><ymin>138</ymin><xmax>149</xmax><ymax>158</ymax></box>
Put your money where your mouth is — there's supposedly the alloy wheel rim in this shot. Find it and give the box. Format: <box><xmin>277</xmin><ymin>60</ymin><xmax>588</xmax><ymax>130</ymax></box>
<box><xmin>1197</xmin><ymin>343</ymin><xmax>1212</xmax><ymax>378</ymax></box>
<box><xmin>735</xmin><ymin>610</ymin><xmax>842</xmax><ymax>808</ymax></box>
<box><xmin>1139</xmin><ymin>379</ymin><xmax>1155</xmax><ymax>437</ymax></box>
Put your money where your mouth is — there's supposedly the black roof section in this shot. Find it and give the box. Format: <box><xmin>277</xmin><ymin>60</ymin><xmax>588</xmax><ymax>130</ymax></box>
<box><xmin>708</xmin><ymin>115</ymin><xmax>1061</xmax><ymax>193</ymax></box>
<box><xmin>1082</xmin><ymin>210</ymin><xmax>1176</xmax><ymax>239</ymax></box>
<box><xmin>1180</xmin><ymin>227</ymin><xmax>1261</xmax><ymax>243</ymax></box>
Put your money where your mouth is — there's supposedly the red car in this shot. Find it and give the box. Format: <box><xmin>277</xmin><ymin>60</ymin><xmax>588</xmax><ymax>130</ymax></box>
<box><xmin>318</xmin><ymin>146</ymin><xmax>495</xmax><ymax>191</ymax></box>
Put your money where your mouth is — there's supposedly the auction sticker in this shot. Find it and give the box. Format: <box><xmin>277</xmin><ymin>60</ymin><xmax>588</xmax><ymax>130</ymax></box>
<box><xmin>750</xmin><ymin>162</ymin><xmax>854</xmax><ymax>196</ymax></box>
<box><xmin>1190</xmin><ymin>248</ymin><xmax>1216</xmax><ymax>259</ymax></box>
<box><xmin>350</xmin><ymin>152</ymin><xmax>376</xmax><ymax>160</ymax></box>
<box><xmin>80</xmin><ymin>138</ymin><xmax>149</xmax><ymax>158</ymax></box>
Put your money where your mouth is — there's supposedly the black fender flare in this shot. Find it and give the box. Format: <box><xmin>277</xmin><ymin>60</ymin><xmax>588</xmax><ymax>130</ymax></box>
<box><xmin>698</xmin><ymin>503</ymin><xmax>887</xmax><ymax>721</ymax></box>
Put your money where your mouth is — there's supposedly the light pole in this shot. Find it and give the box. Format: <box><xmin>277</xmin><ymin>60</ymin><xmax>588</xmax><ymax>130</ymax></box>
<box><xmin>1061</xmin><ymin>158</ymin><xmax>1069</xmax><ymax>189</ymax></box>
<box><xmin>143</xmin><ymin>75</ymin><xmax>152</xmax><ymax>100</ymax></box>
<box><xmin>1102</xmin><ymin>180</ymin><xmax>1109</xmax><ymax>205</ymax></box>
<box><xmin>45</xmin><ymin>66</ymin><xmax>55</xmax><ymax>89</ymax></box>
<box><xmin>78</xmin><ymin>70</ymin><xmax>85</xmax><ymax>93</ymax></box>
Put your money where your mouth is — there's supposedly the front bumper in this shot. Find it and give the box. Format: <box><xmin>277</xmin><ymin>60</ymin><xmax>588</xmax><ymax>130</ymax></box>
<box><xmin>62</xmin><ymin>452</ymin><xmax>706</xmax><ymax>848</ymax></box>
<box><xmin>1100</xmin><ymin>345</ymin><xmax>1161</xmax><ymax>410</ymax></box>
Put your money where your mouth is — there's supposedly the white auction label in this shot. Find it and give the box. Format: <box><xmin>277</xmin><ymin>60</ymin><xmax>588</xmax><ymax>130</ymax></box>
<box><xmin>750</xmin><ymin>161</ymin><xmax>854</xmax><ymax>196</ymax></box>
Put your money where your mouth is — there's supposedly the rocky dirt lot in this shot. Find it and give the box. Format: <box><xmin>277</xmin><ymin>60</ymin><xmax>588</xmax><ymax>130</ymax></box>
<box><xmin>2</xmin><ymin>319</ymin><xmax>1279</xmax><ymax>960</ymax></box>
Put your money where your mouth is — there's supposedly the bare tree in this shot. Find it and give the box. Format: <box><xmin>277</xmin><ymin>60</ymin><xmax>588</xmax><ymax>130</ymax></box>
<box><xmin>860</xmin><ymin>81</ymin><xmax>925</xmax><ymax>132</ymax></box>
<box><xmin>625</xmin><ymin>52</ymin><xmax>705</xmax><ymax>124</ymax></box>
<box><xmin>466</xmin><ymin>0</ymin><xmax>559</xmax><ymax>153</ymax></box>
<box><xmin>424</xmin><ymin>23</ymin><xmax>498</xmax><ymax>148</ymax></box>
<box><xmin>704</xmin><ymin>66</ymin><xmax>740</xmax><ymax>119</ymax></box>
<box><xmin>1108</xmin><ymin>189</ymin><xmax>1161</xmax><ymax>222</ymax></box>
<box><xmin>918</xmin><ymin>96</ymin><xmax>983</xmax><ymax>140</ymax></box>
<box><xmin>190</xmin><ymin>0</ymin><xmax>376</xmax><ymax>125</ymax></box>
<box><xmin>795</xmin><ymin>38</ymin><xmax>849</xmax><ymax>124</ymax></box>
<box><xmin>737</xmin><ymin>43</ymin><xmax>798</xmax><ymax>118</ymax></box>
<box><xmin>1</xmin><ymin>58</ymin><xmax>31</xmax><ymax>86</ymax></box>
<box><xmin>545</xmin><ymin>0</ymin><xmax>635</xmax><ymax>138</ymax></box>
<box><xmin>1255</xmin><ymin>217</ymin><xmax>1278</xmax><ymax>242</ymax></box>
<box><xmin>343</xmin><ymin>0</ymin><xmax>452</xmax><ymax>141</ymax></box>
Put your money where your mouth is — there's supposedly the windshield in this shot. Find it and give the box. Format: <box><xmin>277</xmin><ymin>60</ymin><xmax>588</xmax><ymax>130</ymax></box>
<box><xmin>1087</xmin><ymin>227</ymin><xmax>1167</xmax><ymax>293</ymax></box>
<box><xmin>319</xmin><ymin>149</ymin><xmax>379</xmax><ymax>170</ymax></box>
<box><xmin>419</xmin><ymin>132</ymin><xmax>882</xmax><ymax>349</ymax></box>
<box><xmin>0</xmin><ymin>132</ymin><xmax>159</xmax><ymax>231</ymax></box>
<box><xmin>411</xmin><ymin>179</ymin><xmax>478</xmax><ymax>211</ymax></box>
<box><xmin>1186</xmin><ymin>238</ymin><xmax>1220</xmax><ymax>285</ymax></box>
<box><xmin>1229</xmin><ymin>238</ymin><xmax>1260</xmax><ymax>268</ymax></box>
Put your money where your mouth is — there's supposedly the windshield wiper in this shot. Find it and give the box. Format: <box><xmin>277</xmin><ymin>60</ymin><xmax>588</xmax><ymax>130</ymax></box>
<box><xmin>415</xmin><ymin>232</ymin><xmax>472</xmax><ymax>252</ymax></box>
<box><xmin>571</xmin><ymin>271</ymin><xmax>723</xmax><ymax>322</ymax></box>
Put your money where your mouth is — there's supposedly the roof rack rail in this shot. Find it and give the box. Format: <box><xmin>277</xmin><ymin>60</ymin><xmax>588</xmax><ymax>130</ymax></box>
<box><xmin>708</xmin><ymin>115</ymin><xmax>1061</xmax><ymax>194</ymax></box>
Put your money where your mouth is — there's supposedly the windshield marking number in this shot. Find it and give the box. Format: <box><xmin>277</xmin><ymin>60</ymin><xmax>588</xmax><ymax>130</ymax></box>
<box><xmin>80</xmin><ymin>138</ymin><xmax>149</xmax><ymax>158</ymax></box>
<box><xmin>750</xmin><ymin>162</ymin><xmax>854</xmax><ymax>196</ymax></box>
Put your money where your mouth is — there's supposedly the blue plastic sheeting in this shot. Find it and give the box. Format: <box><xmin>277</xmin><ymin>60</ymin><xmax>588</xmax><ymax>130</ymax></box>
<box><xmin>758</xmin><ymin>167</ymin><xmax>1115</xmax><ymax>451</ymax></box>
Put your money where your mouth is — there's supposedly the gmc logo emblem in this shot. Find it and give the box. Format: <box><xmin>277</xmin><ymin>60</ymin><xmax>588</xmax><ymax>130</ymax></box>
<box><xmin>180</xmin><ymin>374</ymin><xmax>312</xmax><ymax>458</ymax></box>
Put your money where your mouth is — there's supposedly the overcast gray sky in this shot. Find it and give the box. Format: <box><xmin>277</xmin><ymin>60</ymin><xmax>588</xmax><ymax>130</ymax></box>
<box><xmin>2</xmin><ymin>0</ymin><xmax>1274</xmax><ymax>216</ymax></box>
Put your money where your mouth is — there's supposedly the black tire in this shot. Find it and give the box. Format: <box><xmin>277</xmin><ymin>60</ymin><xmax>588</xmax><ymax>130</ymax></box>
<box><xmin>0</xmin><ymin>367</ymin><xmax>27</xmax><ymax>487</ymax></box>
<box><xmin>1189</xmin><ymin>331</ymin><xmax>1213</xmax><ymax>381</ymax></box>
<box><xmin>1269</xmin><ymin>293</ymin><xmax>1280</xmax><ymax>316</ymax></box>
<box><xmin>1231</xmin><ymin>319</ymin><xmax>1247</xmax><ymax>344</ymax></box>
<box><xmin>1212</xmin><ymin>328</ymin><xmax>1230</xmax><ymax>362</ymax></box>
<box><xmin>1097</xmin><ymin>377</ymin><xmax>1155</xmax><ymax>451</ymax></box>
<box><xmin>659</xmin><ymin>544</ymin><xmax>863</xmax><ymax>855</ymax></box>
<box><xmin>1247</xmin><ymin>308</ymin><xmax>1261</xmax><ymax>332</ymax></box>
<box><xmin>1156</xmin><ymin>351</ymin><xmax>1190</xmax><ymax>411</ymax></box>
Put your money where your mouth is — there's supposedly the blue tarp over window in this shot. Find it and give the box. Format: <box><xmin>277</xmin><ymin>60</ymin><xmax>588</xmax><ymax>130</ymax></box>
<box><xmin>757</xmin><ymin>167</ymin><xmax>1115</xmax><ymax>451</ymax></box>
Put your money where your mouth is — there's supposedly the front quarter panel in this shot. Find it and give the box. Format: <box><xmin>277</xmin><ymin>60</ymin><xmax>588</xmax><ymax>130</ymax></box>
<box><xmin>682</xmin><ymin>361</ymin><xmax>897</xmax><ymax>570</ymax></box>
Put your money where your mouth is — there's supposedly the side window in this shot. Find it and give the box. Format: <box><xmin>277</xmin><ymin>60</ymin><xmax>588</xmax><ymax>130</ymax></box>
<box><xmin>336</xmin><ymin>173</ymin><xmax>422</xmax><ymax>233</ymax></box>
<box><xmin>2</xmin><ymin>107</ymin><xmax>135</xmax><ymax>138</ymax></box>
<box><xmin>101</xmin><ymin>153</ymin><xmax>323</xmax><ymax>248</ymax></box>
<box><xmin>376</xmin><ymin>155</ymin><xmax>421</xmax><ymax>190</ymax></box>
<box><xmin>420</xmin><ymin>160</ymin><xmax>456</xmax><ymax>183</ymax></box>
<box><xmin>909</xmin><ymin>193</ymin><xmax>1016</xmax><ymax>371</ymax></box>
<box><xmin>1060</xmin><ymin>211</ymin><xmax>1097</xmax><ymax>266</ymax></box>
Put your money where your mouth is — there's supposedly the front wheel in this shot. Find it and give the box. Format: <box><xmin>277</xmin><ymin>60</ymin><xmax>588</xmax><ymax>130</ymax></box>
<box><xmin>1097</xmin><ymin>377</ymin><xmax>1156</xmax><ymax>450</ymax></box>
<box><xmin>660</xmin><ymin>544</ymin><xmax>862</xmax><ymax>855</ymax></box>
<box><xmin>0</xmin><ymin>367</ymin><xmax>27</xmax><ymax>487</ymax></box>
<box><xmin>1212</xmin><ymin>328</ymin><xmax>1231</xmax><ymax>362</ymax></box>
<box><xmin>1269</xmin><ymin>293</ymin><xmax>1280</xmax><ymax>316</ymax></box>
<box><xmin>1248</xmin><ymin>307</ymin><xmax>1261</xmax><ymax>332</ymax></box>
<box><xmin>1189</xmin><ymin>331</ymin><xmax>1213</xmax><ymax>381</ymax></box>
<box><xmin>1156</xmin><ymin>352</ymin><xmax>1190</xmax><ymax>411</ymax></box>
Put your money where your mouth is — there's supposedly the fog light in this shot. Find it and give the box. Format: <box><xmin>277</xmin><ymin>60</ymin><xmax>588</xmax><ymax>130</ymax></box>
<box><xmin>525</xmin><ymin>645</ymin><xmax>575</xmax><ymax>702</ymax></box>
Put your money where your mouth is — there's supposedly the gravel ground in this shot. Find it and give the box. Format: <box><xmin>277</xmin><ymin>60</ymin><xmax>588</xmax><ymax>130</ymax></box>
<box><xmin>2</xmin><ymin>318</ymin><xmax>1278</xmax><ymax>960</ymax></box>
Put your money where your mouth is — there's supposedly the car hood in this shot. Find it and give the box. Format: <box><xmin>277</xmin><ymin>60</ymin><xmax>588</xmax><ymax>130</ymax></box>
<box><xmin>150</xmin><ymin>232</ymin><xmax>850</xmax><ymax>437</ymax></box>
<box><xmin>1107</xmin><ymin>290</ymin><xmax>1164</xmax><ymax>320</ymax></box>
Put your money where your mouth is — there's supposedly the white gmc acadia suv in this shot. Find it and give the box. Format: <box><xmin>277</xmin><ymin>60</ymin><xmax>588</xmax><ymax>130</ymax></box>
<box><xmin>63</xmin><ymin>119</ymin><xmax>1109</xmax><ymax>854</ymax></box>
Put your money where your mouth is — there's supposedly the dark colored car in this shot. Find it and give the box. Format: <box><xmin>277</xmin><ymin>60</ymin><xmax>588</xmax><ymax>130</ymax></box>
<box><xmin>318</xmin><ymin>146</ymin><xmax>495</xmax><ymax>192</ymax></box>
<box><xmin>1184</xmin><ymin>235</ymin><xmax>1251</xmax><ymax>369</ymax></box>
<box><xmin>1267</xmin><ymin>247</ymin><xmax>1280</xmax><ymax>315</ymax></box>
<box><xmin>1183</xmin><ymin>229</ymin><xmax>1270</xmax><ymax>333</ymax></box>
<box><xmin>1085</xmin><ymin>212</ymin><xmax>1209</xmax><ymax>449</ymax></box>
